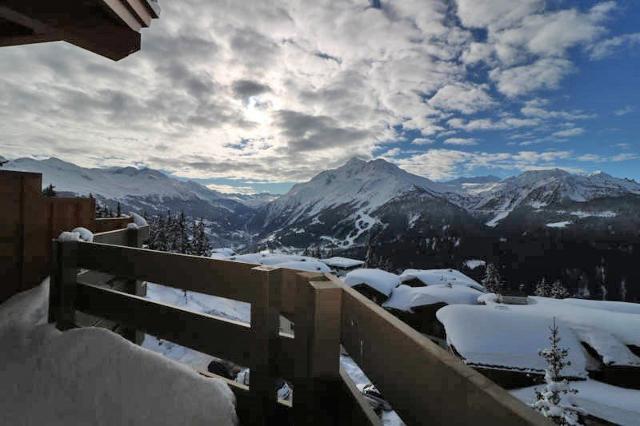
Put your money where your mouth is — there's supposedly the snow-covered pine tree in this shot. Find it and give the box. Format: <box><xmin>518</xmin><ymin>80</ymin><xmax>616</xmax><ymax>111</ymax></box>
<box><xmin>620</xmin><ymin>279</ymin><xmax>627</xmax><ymax>302</ymax></box>
<box><xmin>482</xmin><ymin>263</ymin><xmax>503</xmax><ymax>294</ymax></box>
<box><xmin>550</xmin><ymin>280</ymin><xmax>569</xmax><ymax>299</ymax></box>
<box><xmin>191</xmin><ymin>219</ymin><xmax>211</xmax><ymax>257</ymax></box>
<box><xmin>535</xmin><ymin>277</ymin><xmax>553</xmax><ymax>297</ymax></box>
<box><xmin>532</xmin><ymin>318</ymin><xmax>584</xmax><ymax>425</ymax></box>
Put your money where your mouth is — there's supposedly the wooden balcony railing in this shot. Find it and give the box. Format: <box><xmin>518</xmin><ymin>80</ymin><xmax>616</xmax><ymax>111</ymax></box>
<box><xmin>49</xmin><ymin>226</ymin><xmax>549</xmax><ymax>426</ymax></box>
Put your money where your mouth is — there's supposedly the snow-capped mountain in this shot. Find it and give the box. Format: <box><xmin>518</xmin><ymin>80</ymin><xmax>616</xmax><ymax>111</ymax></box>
<box><xmin>461</xmin><ymin>169</ymin><xmax>640</xmax><ymax>227</ymax></box>
<box><xmin>249</xmin><ymin>159</ymin><xmax>640</xmax><ymax>250</ymax></box>
<box><xmin>249</xmin><ymin>158</ymin><xmax>469</xmax><ymax>249</ymax></box>
<box><xmin>3</xmin><ymin>157</ymin><xmax>256</xmax><ymax>245</ymax></box>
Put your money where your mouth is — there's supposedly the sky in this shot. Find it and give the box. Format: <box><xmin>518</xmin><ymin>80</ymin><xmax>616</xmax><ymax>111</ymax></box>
<box><xmin>0</xmin><ymin>0</ymin><xmax>638</xmax><ymax>194</ymax></box>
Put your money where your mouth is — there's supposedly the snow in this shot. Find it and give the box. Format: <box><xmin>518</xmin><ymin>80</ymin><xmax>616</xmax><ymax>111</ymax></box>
<box><xmin>0</xmin><ymin>280</ymin><xmax>238</xmax><ymax>426</ymax></box>
<box><xmin>512</xmin><ymin>380</ymin><xmax>640</xmax><ymax>426</ymax></box>
<box><xmin>463</xmin><ymin>259</ymin><xmax>486</xmax><ymax>270</ymax></box>
<box><xmin>563</xmin><ymin>298</ymin><xmax>640</xmax><ymax>315</ymax></box>
<box><xmin>129</xmin><ymin>211</ymin><xmax>148</xmax><ymax>227</ymax></box>
<box><xmin>272</xmin><ymin>260</ymin><xmax>332</xmax><ymax>273</ymax></box>
<box><xmin>546</xmin><ymin>221</ymin><xmax>572</xmax><ymax>228</ymax></box>
<box><xmin>343</xmin><ymin>269</ymin><xmax>401</xmax><ymax>296</ymax></box>
<box><xmin>58</xmin><ymin>231</ymin><xmax>82</xmax><ymax>242</ymax></box>
<box><xmin>321</xmin><ymin>257</ymin><xmax>365</xmax><ymax>269</ymax></box>
<box><xmin>399</xmin><ymin>269</ymin><xmax>485</xmax><ymax>291</ymax></box>
<box><xmin>4</xmin><ymin>157</ymin><xmax>227</xmax><ymax>203</ymax></box>
<box><xmin>212</xmin><ymin>248</ymin><xmax>237</xmax><ymax>257</ymax></box>
<box><xmin>438</xmin><ymin>296</ymin><xmax>640</xmax><ymax>370</ymax></box>
<box><xmin>72</xmin><ymin>227</ymin><xmax>94</xmax><ymax>242</ymax></box>
<box><xmin>383</xmin><ymin>284</ymin><xmax>482</xmax><ymax>312</ymax></box>
<box><xmin>436</xmin><ymin>305</ymin><xmax>588</xmax><ymax>377</ymax></box>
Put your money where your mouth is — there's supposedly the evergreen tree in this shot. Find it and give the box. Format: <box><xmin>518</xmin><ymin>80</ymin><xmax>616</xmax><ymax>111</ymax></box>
<box><xmin>532</xmin><ymin>319</ymin><xmax>584</xmax><ymax>425</ymax></box>
<box><xmin>535</xmin><ymin>277</ymin><xmax>553</xmax><ymax>297</ymax></box>
<box><xmin>482</xmin><ymin>263</ymin><xmax>503</xmax><ymax>294</ymax></box>
<box><xmin>116</xmin><ymin>202</ymin><xmax>122</xmax><ymax>217</ymax></box>
<box><xmin>550</xmin><ymin>280</ymin><xmax>569</xmax><ymax>299</ymax></box>
<box><xmin>42</xmin><ymin>184</ymin><xmax>57</xmax><ymax>197</ymax></box>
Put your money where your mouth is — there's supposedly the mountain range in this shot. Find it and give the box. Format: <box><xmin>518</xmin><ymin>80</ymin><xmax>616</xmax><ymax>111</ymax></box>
<box><xmin>3</xmin><ymin>156</ymin><xmax>640</xmax><ymax>250</ymax></box>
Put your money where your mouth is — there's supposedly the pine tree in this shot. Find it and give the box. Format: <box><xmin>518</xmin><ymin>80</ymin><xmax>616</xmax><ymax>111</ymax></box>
<box><xmin>42</xmin><ymin>184</ymin><xmax>57</xmax><ymax>197</ymax></box>
<box><xmin>116</xmin><ymin>202</ymin><xmax>122</xmax><ymax>217</ymax></box>
<box><xmin>535</xmin><ymin>277</ymin><xmax>553</xmax><ymax>297</ymax></box>
<box><xmin>482</xmin><ymin>264</ymin><xmax>503</xmax><ymax>294</ymax></box>
<box><xmin>550</xmin><ymin>280</ymin><xmax>569</xmax><ymax>299</ymax></box>
<box><xmin>532</xmin><ymin>319</ymin><xmax>584</xmax><ymax>425</ymax></box>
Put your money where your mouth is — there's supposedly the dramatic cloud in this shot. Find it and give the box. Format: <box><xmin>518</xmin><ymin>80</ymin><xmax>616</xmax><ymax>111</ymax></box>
<box><xmin>0</xmin><ymin>0</ymin><xmax>637</xmax><ymax>186</ymax></box>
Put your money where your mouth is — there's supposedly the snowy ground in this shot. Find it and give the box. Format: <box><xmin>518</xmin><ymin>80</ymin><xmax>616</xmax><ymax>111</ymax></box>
<box><xmin>0</xmin><ymin>280</ymin><xmax>237</xmax><ymax>426</ymax></box>
<box><xmin>511</xmin><ymin>380</ymin><xmax>640</xmax><ymax>426</ymax></box>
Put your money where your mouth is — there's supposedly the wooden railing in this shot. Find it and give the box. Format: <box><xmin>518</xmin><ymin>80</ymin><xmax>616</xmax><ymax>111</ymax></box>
<box><xmin>49</xmin><ymin>230</ymin><xmax>548</xmax><ymax>426</ymax></box>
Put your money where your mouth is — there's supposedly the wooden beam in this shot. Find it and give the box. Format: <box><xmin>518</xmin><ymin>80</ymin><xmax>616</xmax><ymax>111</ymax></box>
<box><xmin>75</xmin><ymin>242</ymin><xmax>259</xmax><ymax>303</ymax></box>
<box><xmin>331</xmin><ymin>274</ymin><xmax>549</xmax><ymax>426</ymax></box>
<box><xmin>100</xmin><ymin>0</ymin><xmax>143</xmax><ymax>31</ymax></box>
<box><xmin>0</xmin><ymin>6</ymin><xmax>51</xmax><ymax>34</ymax></box>
<box><xmin>74</xmin><ymin>281</ymin><xmax>297</xmax><ymax>380</ymax></box>
<box><xmin>293</xmin><ymin>274</ymin><xmax>343</xmax><ymax>425</ymax></box>
<box><xmin>75</xmin><ymin>282</ymin><xmax>256</xmax><ymax>367</ymax></box>
<box><xmin>248</xmin><ymin>266</ymin><xmax>282</xmax><ymax>424</ymax></box>
<box><xmin>337</xmin><ymin>367</ymin><xmax>382</xmax><ymax>426</ymax></box>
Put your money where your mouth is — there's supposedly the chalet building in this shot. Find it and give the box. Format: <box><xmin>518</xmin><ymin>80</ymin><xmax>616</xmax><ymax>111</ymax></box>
<box><xmin>437</xmin><ymin>302</ymin><xmax>640</xmax><ymax>391</ymax></box>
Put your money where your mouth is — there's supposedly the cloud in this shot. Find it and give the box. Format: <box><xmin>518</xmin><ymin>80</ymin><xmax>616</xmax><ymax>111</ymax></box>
<box><xmin>0</xmin><ymin>0</ymin><xmax>634</xmax><ymax>184</ymax></box>
<box><xmin>443</xmin><ymin>137</ymin><xmax>478</xmax><ymax>146</ymax></box>
<box><xmin>394</xmin><ymin>148</ymin><xmax>573</xmax><ymax>180</ymax></box>
<box><xmin>411</xmin><ymin>138</ymin><xmax>435</xmax><ymax>145</ymax></box>
<box><xmin>552</xmin><ymin>128</ymin><xmax>584</xmax><ymax>138</ymax></box>
<box><xmin>490</xmin><ymin>58</ymin><xmax>573</xmax><ymax>97</ymax></box>
<box><xmin>232</xmin><ymin>80</ymin><xmax>271</xmax><ymax>98</ymax></box>
<box><xmin>613</xmin><ymin>106</ymin><xmax>635</xmax><ymax>117</ymax></box>
<box><xmin>428</xmin><ymin>83</ymin><xmax>495</xmax><ymax>114</ymax></box>
<box><xmin>206</xmin><ymin>183</ymin><xmax>257</xmax><ymax>194</ymax></box>
<box><xmin>589</xmin><ymin>33</ymin><xmax>640</xmax><ymax>60</ymax></box>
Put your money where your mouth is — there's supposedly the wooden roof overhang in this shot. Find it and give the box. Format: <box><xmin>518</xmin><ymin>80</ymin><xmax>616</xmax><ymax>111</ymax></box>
<box><xmin>0</xmin><ymin>0</ymin><xmax>160</xmax><ymax>60</ymax></box>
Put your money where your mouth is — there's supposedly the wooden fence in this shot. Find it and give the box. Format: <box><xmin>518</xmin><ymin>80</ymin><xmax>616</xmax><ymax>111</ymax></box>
<box><xmin>0</xmin><ymin>169</ymin><xmax>135</xmax><ymax>303</ymax></box>
<box><xmin>49</xmin><ymin>234</ymin><xmax>549</xmax><ymax>426</ymax></box>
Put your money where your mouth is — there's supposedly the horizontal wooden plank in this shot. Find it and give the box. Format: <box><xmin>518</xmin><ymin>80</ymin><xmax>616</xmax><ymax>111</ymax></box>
<box><xmin>74</xmin><ymin>281</ymin><xmax>296</xmax><ymax>380</ymax></box>
<box><xmin>92</xmin><ymin>228</ymin><xmax>129</xmax><ymax>245</ymax></box>
<box><xmin>199</xmin><ymin>370</ymin><xmax>293</xmax><ymax>424</ymax></box>
<box><xmin>75</xmin><ymin>282</ymin><xmax>255</xmax><ymax>367</ymax></box>
<box><xmin>331</xmin><ymin>275</ymin><xmax>549</xmax><ymax>426</ymax></box>
<box><xmin>338</xmin><ymin>367</ymin><xmax>381</xmax><ymax>426</ymax></box>
<box><xmin>75</xmin><ymin>242</ymin><xmax>258</xmax><ymax>303</ymax></box>
<box><xmin>92</xmin><ymin>225</ymin><xmax>149</xmax><ymax>246</ymax></box>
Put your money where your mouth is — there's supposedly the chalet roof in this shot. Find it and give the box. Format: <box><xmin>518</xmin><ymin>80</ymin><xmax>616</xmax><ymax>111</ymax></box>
<box><xmin>0</xmin><ymin>0</ymin><xmax>160</xmax><ymax>60</ymax></box>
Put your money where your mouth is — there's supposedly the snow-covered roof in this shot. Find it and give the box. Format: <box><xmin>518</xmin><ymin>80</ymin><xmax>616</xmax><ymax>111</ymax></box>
<box><xmin>436</xmin><ymin>305</ymin><xmax>588</xmax><ymax>377</ymax></box>
<box><xmin>463</xmin><ymin>259</ymin><xmax>485</xmax><ymax>270</ymax></box>
<box><xmin>383</xmin><ymin>284</ymin><xmax>482</xmax><ymax>312</ymax></box>
<box><xmin>0</xmin><ymin>280</ymin><xmax>237</xmax><ymax>426</ymax></box>
<box><xmin>321</xmin><ymin>257</ymin><xmax>365</xmax><ymax>269</ymax></box>
<box><xmin>272</xmin><ymin>260</ymin><xmax>332</xmax><ymax>273</ymax></box>
<box><xmin>399</xmin><ymin>269</ymin><xmax>485</xmax><ymax>291</ymax></box>
<box><xmin>438</xmin><ymin>296</ymin><xmax>640</xmax><ymax>371</ymax></box>
<box><xmin>563</xmin><ymin>299</ymin><xmax>640</xmax><ymax>315</ymax></box>
<box><xmin>343</xmin><ymin>269</ymin><xmax>401</xmax><ymax>296</ymax></box>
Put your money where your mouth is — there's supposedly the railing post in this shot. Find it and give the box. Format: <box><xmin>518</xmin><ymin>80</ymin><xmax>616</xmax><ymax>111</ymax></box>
<box><xmin>122</xmin><ymin>226</ymin><xmax>145</xmax><ymax>344</ymax></box>
<box><xmin>249</xmin><ymin>266</ymin><xmax>281</xmax><ymax>425</ymax></box>
<box><xmin>50</xmin><ymin>239</ymin><xmax>79</xmax><ymax>330</ymax></box>
<box><xmin>293</xmin><ymin>272</ymin><xmax>342</xmax><ymax>425</ymax></box>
